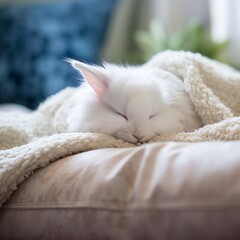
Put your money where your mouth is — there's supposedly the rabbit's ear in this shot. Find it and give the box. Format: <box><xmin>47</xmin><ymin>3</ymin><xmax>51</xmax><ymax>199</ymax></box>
<box><xmin>68</xmin><ymin>59</ymin><xmax>109</xmax><ymax>96</ymax></box>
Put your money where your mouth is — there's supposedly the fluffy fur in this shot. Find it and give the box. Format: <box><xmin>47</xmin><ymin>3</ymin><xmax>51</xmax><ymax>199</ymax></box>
<box><xmin>67</xmin><ymin>61</ymin><xmax>201</xmax><ymax>143</ymax></box>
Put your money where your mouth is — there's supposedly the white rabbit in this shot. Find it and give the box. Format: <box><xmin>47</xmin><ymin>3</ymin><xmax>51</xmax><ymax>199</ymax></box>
<box><xmin>67</xmin><ymin>60</ymin><xmax>201</xmax><ymax>144</ymax></box>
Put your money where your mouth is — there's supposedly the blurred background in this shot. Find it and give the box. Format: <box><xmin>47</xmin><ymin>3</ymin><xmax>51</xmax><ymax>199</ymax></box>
<box><xmin>0</xmin><ymin>0</ymin><xmax>239</xmax><ymax>109</ymax></box>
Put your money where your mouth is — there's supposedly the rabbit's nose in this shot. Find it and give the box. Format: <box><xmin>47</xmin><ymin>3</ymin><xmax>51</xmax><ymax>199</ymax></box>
<box><xmin>132</xmin><ymin>134</ymin><xmax>144</xmax><ymax>143</ymax></box>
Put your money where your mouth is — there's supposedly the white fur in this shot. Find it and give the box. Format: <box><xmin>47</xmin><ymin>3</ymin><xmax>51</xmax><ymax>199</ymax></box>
<box><xmin>67</xmin><ymin>61</ymin><xmax>202</xmax><ymax>144</ymax></box>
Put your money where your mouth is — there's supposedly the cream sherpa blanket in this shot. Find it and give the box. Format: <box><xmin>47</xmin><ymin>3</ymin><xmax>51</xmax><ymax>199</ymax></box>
<box><xmin>0</xmin><ymin>51</ymin><xmax>240</xmax><ymax>207</ymax></box>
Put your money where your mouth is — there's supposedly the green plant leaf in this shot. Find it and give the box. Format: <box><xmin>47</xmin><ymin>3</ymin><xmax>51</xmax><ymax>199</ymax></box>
<box><xmin>133</xmin><ymin>18</ymin><xmax>229</xmax><ymax>62</ymax></box>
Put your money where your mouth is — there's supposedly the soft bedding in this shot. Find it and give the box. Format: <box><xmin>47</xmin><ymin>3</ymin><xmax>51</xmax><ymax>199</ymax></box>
<box><xmin>1</xmin><ymin>141</ymin><xmax>240</xmax><ymax>240</ymax></box>
<box><xmin>0</xmin><ymin>50</ymin><xmax>240</xmax><ymax>209</ymax></box>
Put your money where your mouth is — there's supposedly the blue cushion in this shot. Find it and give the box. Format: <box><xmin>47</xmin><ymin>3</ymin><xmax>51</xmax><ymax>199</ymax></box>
<box><xmin>0</xmin><ymin>0</ymin><xmax>117</xmax><ymax>108</ymax></box>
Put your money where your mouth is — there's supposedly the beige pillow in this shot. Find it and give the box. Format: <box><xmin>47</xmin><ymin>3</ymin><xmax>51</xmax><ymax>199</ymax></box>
<box><xmin>1</xmin><ymin>141</ymin><xmax>240</xmax><ymax>239</ymax></box>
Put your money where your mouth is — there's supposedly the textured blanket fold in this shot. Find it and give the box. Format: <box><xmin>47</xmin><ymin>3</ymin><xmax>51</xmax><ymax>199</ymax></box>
<box><xmin>0</xmin><ymin>51</ymin><xmax>240</xmax><ymax>207</ymax></box>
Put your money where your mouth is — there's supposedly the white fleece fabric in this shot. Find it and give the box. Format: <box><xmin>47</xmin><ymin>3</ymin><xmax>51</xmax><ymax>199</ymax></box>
<box><xmin>0</xmin><ymin>51</ymin><xmax>240</xmax><ymax>207</ymax></box>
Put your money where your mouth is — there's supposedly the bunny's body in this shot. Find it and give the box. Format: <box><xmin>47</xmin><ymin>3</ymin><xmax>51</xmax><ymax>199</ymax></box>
<box><xmin>67</xmin><ymin>61</ymin><xmax>201</xmax><ymax>143</ymax></box>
